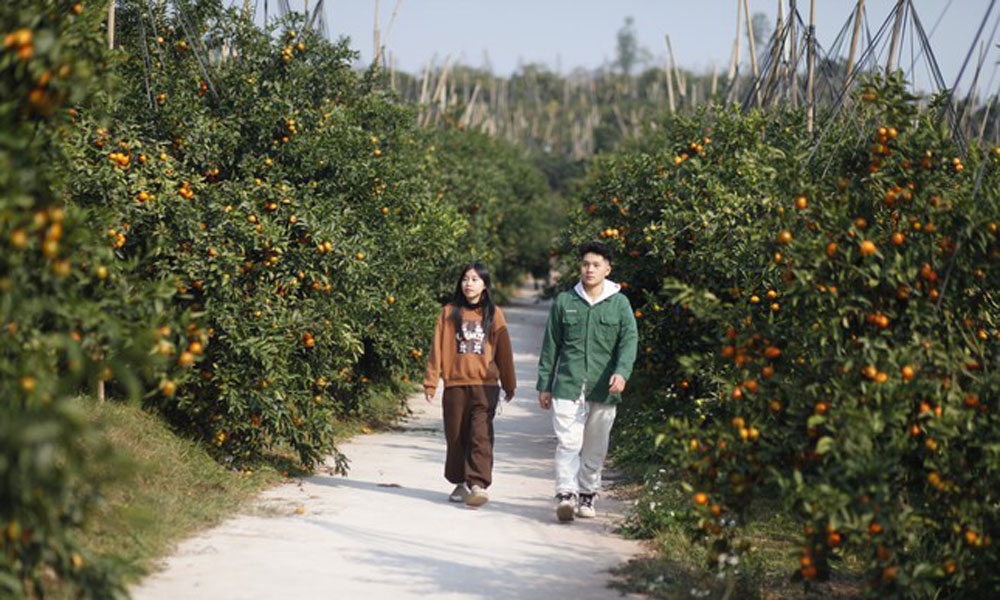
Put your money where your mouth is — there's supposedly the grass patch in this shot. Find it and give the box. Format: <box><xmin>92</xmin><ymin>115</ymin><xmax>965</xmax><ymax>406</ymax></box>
<box><xmin>75</xmin><ymin>397</ymin><xmax>281</xmax><ymax>583</ymax></box>
<box><xmin>608</xmin><ymin>470</ymin><xmax>866</xmax><ymax>600</ymax></box>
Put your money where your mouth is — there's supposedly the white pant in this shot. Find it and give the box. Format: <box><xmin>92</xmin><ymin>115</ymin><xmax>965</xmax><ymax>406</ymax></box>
<box><xmin>552</xmin><ymin>393</ymin><xmax>617</xmax><ymax>495</ymax></box>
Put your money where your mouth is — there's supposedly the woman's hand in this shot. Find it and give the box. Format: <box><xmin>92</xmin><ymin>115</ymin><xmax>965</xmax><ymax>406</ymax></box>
<box><xmin>424</xmin><ymin>391</ymin><xmax>434</xmax><ymax>403</ymax></box>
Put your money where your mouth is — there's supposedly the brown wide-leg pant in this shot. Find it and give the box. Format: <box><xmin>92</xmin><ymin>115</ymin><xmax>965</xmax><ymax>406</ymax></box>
<box><xmin>442</xmin><ymin>385</ymin><xmax>500</xmax><ymax>489</ymax></box>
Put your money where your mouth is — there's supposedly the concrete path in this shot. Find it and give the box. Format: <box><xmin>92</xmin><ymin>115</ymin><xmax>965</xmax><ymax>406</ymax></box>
<box><xmin>132</xmin><ymin>292</ymin><xmax>644</xmax><ymax>600</ymax></box>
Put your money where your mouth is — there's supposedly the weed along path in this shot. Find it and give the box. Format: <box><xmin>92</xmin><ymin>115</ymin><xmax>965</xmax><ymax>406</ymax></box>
<box><xmin>132</xmin><ymin>292</ymin><xmax>644</xmax><ymax>600</ymax></box>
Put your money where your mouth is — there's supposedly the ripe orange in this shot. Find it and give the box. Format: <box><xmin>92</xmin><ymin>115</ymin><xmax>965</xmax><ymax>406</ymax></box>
<box><xmin>826</xmin><ymin>242</ymin><xmax>838</xmax><ymax>258</ymax></box>
<box><xmin>900</xmin><ymin>365</ymin><xmax>915</xmax><ymax>381</ymax></box>
<box><xmin>693</xmin><ymin>492</ymin><xmax>708</xmax><ymax>506</ymax></box>
<box><xmin>859</xmin><ymin>240</ymin><xmax>876</xmax><ymax>256</ymax></box>
<box><xmin>795</xmin><ymin>197</ymin><xmax>808</xmax><ymax>210</ymax></box>
<box><xmin>160</xmin><ymin>380</ymin><xmax>177</xmax><ymax>397</ymax></box>
<box><xmin>777</xmin><ymin>230</ymin><xmax>792</xmax><ymax>245</ymax></box>
<box><xmin>891</xmin><ymin>232</ymin><xmax>905</xmax><ymax>245</ymax></box>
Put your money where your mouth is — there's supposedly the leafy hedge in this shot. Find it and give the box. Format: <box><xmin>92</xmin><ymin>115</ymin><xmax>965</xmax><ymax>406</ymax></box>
<box><xmin>62</xmin><ymin>1</ymin><xmax>555</xmax><ymax>469</ymax></box>
<box><xmin>1</xmin><ymin>1</ymin><xmax>166</xmax><ymax>597</ymax></box>
<box><xmin>565</xmin><ymin>76</ymin><xmax>998</xmax><ymax>598</ymax></box>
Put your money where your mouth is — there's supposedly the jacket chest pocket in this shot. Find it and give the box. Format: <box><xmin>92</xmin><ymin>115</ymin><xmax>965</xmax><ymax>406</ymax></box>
<box><xmin>561</xmin><ymin>313</ymin><xmax>582</xmax><ymax>341</ymax></box>
<box><xmin>597</xmin><ymin>314</ymin><xmax>621</xmax><ymax>340</ymax></box>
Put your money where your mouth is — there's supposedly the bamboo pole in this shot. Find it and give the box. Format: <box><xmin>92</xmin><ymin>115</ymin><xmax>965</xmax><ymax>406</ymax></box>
<box><xmin>372</xmin><ymin>0</ymin><xmax>380</xmax><ymax>68</ymax></box>
<box><xmin>435</xmin><ymin>56</ymin><xmax>453</xmax><ymax>125</ymax></box>
<box><xmin>382</xmin><ymin>0</ymin><xmax>403</xmax><ymax>67</ymax></box>
<box><xmin>101</xmin><ymin>0</ymin><xmax>115</xmax><ymax>403</ymax></box>
<box><xmin>107</xmin><ymin>0</ymin><xmax>115</xmax><ymax>50</ymax></box>
<box><xmin>418</xmin><ymin>60</ymin><xmax>431</xmax><ymax>125</ymax></box>
<box><xmin>886</xmin><ymin>0</ymin><xmax>904</xmax><ymax>73</ymax></box>
<box><xmin>845</xmin><ymin>0</ymin><xmax>865</xmax><ymax>80</ymax></box>
<box><xmin>728</xmin><ymin>0</ymin><xmax>742</xmax><ymax>82</ymax></box>
<box><xmin>790</xmin><ymin>0</ymin><xmax>798</xmax><ymax>107</ymax></box>
<box><xmin>744</xmin><ymin>0</ymin><xmax>760</xmax><ymax>105</ymax></box>
<box><xmin>744</xmin><ymin>0</ymin><xmax>759</xmax><ymax>79</ymax></box>
<box><xmin>978</xmin><ymin>95</ymin><xmax>994</xmax><ymax>144</ymax></box>
<box><xmin>806</xmin><ymin>0</ymin><xmax>816</xmax><ymax>133</ymax></box>
<box><xmin>664</xmin><ymin>38</ymin><xmax>676</xmax><ymax>112</ymax></box>
<box><xmin>389</xmin><ymin>51</ymin><xmax>396</xmax><ymax>92</ymax></box>
<box><xmin>765</xmin><ymin>2</ymin><xmax>785</xmax><ymax>104</ymax></box>
<box><xmin>666</xmin><ymin>35</ymin><xmax>686</xmax><ymax>100</ymax></box>
<box><xmin>959</xmin><ymin>42</ymin><xmax>989</xmax><ymax>134</ymax></box>
<box><xmin>711</xmin><ymin>64</ymin><xmax>719</xmax><ymax>97</ymax></box>
<box><xmin>460</xmin><ymin>82</ymin><xmax>481</xmax><ymax>127</ymax></box>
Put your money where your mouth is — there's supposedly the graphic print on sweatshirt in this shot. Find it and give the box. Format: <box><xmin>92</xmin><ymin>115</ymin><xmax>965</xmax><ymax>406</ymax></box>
<box><xmin>456</xmin><ymin>320</ymin><xmax>486</xmax><ymax>355</ymax></box>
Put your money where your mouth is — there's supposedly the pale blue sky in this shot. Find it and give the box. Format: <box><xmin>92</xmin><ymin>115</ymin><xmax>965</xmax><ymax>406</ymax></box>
<box><xmin>304</xmin><ymin>1</ymin><xmax>998</xmax><ymax>95</ymax></box>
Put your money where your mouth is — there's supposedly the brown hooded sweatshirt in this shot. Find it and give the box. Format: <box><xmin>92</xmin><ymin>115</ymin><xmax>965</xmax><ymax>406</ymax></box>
<box><xmin>423</xmin><ymin>304</ymin><xmax>516</xmax><ymax>397</ymax></box>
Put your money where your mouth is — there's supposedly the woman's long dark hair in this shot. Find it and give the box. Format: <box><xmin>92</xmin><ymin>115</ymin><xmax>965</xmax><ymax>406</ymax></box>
<box><xmin>450</xmin><ymin>262</ymin><xmax>495</xmax><ymax>334</ymax></box>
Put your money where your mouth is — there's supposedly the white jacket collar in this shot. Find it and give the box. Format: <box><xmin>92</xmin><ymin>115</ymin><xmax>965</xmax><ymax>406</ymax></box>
<box><xmin>573</xmin><ymin>279</ymin><xmax>621</xmax><ymax>306</ymax></box>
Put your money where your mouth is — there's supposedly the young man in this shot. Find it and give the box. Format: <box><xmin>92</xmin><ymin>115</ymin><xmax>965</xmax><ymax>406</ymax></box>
<box><xmin>536</xmin><ymin>241</ymin><xmax>638</xmax><ymax>522</ymax></box>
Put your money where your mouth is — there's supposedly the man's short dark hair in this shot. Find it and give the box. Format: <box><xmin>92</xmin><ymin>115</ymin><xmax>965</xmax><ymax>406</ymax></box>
<box><xmin>578</xmin><ymin>241</ymin><xmax>613</xmax><ymax>263</ymax></box>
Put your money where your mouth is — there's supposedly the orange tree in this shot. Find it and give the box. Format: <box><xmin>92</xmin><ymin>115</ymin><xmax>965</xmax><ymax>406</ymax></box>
<box><xmin>565</xmin><ymin>75</ymin><xmax>997</xmax><ymax>598</ymax></box>
<box><xmin>1</xmin><ymin>1</ymin><xmax>168</xmax><ymax>597</ymax></box>
<box><xmin>62</xmin><ymin>2</ymin><xmax>463</xmax><ymax>469</ymax></box>
<box><xmin>422</xmin><ymin>126</ymin><xmax>558</xmax><ymax>288</ymax></box>
<box><xmin>64</xmin><ymin>1</ymin><xmax>553</xmax><ymax>469</ymax></box>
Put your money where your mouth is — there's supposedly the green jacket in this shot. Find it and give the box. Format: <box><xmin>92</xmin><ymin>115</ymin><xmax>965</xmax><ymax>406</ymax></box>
<box><xmin>536</xmin><ymin>281</ymin><xmax>639</xmax><ymax>404</ymax></box>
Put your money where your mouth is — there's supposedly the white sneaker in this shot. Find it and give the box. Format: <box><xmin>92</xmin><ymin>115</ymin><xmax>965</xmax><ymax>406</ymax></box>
<box><xmin>449</xmin><ymin>484</ymin><xmax>469</xmax><ymax>503</ymax></box>
<box><xmin>555</xmin><ymin>492</ymin><xmax>576</xmax><ymax>522</ymax></box>
<box><xmin>466</xmin><ymin>484</ymin><xmax>489</xmax><ymax>507</ymax></box>
<box><xmin>577</xmin><ymin>493</ymin><xmax>596</xmax><ymax>518</ymax></box>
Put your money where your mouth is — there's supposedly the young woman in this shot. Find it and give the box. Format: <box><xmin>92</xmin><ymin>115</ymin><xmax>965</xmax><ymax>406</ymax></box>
<box><xmin>423</xmin><ymin>262</ymin><xmax>516</xmax><ymax>507</ymax></box>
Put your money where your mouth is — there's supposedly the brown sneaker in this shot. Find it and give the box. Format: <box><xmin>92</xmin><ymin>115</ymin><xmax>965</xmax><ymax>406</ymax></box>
<box><xmin>465</xmin><ymin>484</ymin><xmax>489</xmax><ymax>507</ymax></box>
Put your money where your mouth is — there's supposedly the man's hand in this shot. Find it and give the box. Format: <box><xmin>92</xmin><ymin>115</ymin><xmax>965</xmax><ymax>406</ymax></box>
<box><xmin>424</xmin><ymin>390</ymin><xmax>434</xmax><ymax>403</ymax></box>
<box><xmin>538</xmin><ymin>391</ymin><xmax>552</xmax><ymax>410</ymax></box>
<box><xmin>504</xmin><ymin>391</ymin><xmax>515</xmax><ymax>403</ymax></box>
<box><xmin>609</xmin><ymin>374</ymin><xmax>626</xmax><ymax>394</ymax></box>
